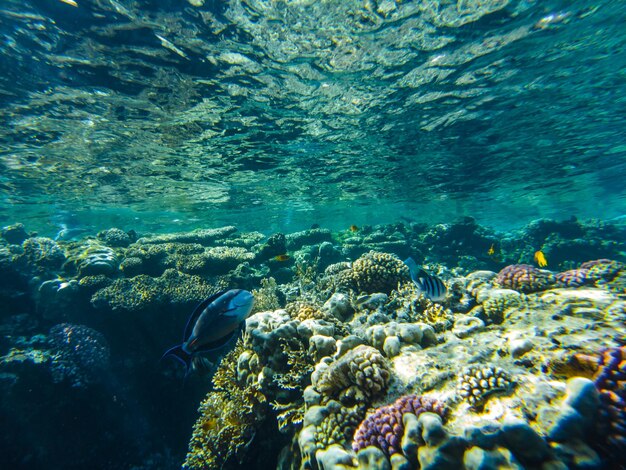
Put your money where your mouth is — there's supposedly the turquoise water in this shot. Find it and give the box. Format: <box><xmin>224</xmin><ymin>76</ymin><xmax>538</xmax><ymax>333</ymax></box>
<box><xmin>1</xmin><ymin>0</ymin><xmax>625</xmax><ymax>235</ymax></box>
<box><xmin>1</xmin><ymin>1</ymin><xmax>626</xmax><ymax>470</ymax></box>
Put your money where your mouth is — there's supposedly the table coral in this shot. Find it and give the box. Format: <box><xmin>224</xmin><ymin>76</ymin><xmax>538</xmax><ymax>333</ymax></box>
<box><xmin>352</xmin><ymin>393</ymin><xmax>447</xmax><ymax>456</ymax></box>
<box><xmin>495</xmin><ymin>264</ymin><xmax>555</xmax><ymax>293</ymax></box>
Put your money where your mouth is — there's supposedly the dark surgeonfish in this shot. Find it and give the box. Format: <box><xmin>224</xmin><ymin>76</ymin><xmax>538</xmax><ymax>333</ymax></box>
<box><xmin>403</xmin><ymin>257</ymin><xmax>447</xmax><ymax>301</ymax></box>
<box><xmin>162</xmin><ymin>289</ymin><xmax>254</xmax><ymax>374</ymax></box>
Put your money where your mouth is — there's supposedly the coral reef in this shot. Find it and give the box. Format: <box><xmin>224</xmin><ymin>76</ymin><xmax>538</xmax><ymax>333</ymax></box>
<box><xmin>184</xmin><ymin>342</ymin><xmax>267</xmax><ymax>470</ymax></box>
<box><xmin>458</xmin><ymin>365</ymin><xmax>514</xmax><ymax>409</ymax></box>
<box><xmin>334</xmin><ymin>251</ymin><xmax>410</xmax><ymax>295</ymax></box>
<box><xmin>352</xmin><ymin>393</ymin><xmax>447</xmax><ymax>456</ymax></box>
<box><xmin>48</xmin><ymin>323</ymin><xmax>110</xmax><ymax>387</ymax></box>
<box><xmin>2</xmin><ymin>218</ymin><xmax>626</xmax><ymax>469</ymax></box>
<box><xmin>555</xmin><ymin>268</ymin><xmax>591</xmax><ymax>288</ymax></box>
<box><xmin>495</xmin><ymin>264</ymin><xmax>556</xmax><ymax>293</ymax></box>
<box><xmin>311</xmin><ymin>345</ymin><xmax>391</xmax><ymax>404</ymax></box>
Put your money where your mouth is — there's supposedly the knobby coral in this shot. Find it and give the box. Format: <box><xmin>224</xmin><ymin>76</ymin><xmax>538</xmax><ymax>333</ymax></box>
<box><xmin>335</xmin><ymin>251</ymin><xmax>410</xmax><ymax>295</ymax></box>
<box><xmin>352</xmin><ymin>393</ymin><xmax>447</xmax><ymax>456</ymax></box>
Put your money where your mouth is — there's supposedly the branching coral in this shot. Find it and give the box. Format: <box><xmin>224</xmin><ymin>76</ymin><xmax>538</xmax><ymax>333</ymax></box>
<box><xmin>184</xmin><ymin>340</ymin><xmax>266</xmax><ymax>470</ymax></box>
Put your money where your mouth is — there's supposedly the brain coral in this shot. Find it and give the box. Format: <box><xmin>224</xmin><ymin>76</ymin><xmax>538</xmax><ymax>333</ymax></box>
<box><xmin>581</xmin><ymin>259</ymin><xmax>624</xmax><ymax>282</ymax></box>
<box><xmin>336</xmin><ymin>251</ymin><xmax>410</xmax><ymax>294</ymax></box>
<box><xmin>352</xmin><ymin>393</ymin><xmax>447</xmax><ymax>456</ymax></box>
<box><xmin>555</xmin><ymin>268</ymin><xmax>591</xmax><ymax>288</ymax></box>
<box><xmin>312</xmin><ymin>345</ymin><xmax>391</xmax><ymax>404</ymax></box>
<box><xmin>495</xmin><ymin>264</ymin><xmax>555</xmax><ymax>293</ymax></box>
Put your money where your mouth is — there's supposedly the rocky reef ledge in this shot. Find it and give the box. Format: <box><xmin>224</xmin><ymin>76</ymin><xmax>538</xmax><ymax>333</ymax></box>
<box><xmin>0</xmin><ymin>217</ymin><xmax>624</xmax><ymax>469</ymax></box>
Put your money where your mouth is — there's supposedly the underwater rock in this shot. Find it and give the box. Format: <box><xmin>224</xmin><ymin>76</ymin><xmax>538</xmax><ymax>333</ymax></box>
<box><xmin>364</xmin><ymin>322</ymin><xmax>436</xmax><ymax>357</ymax></box>
<box><xmin>255</xmin><ymin>232</ymin><xmax>287</xmax><ymax>261</ymax></box>
<box><xmin>285</xmin><ymin>228</ymin><xmax>333</xmax><ymax>251</ymax></box>
<box><xmin>324</xmin><ymin>293</ymin><xmax>354</xmax><ymax>321</ymax></box>
<box><xmin>451</xmin><ymin>316</ymin><xmax>484</xmax><ymax>339</ymax></box>
<box><xmin>137</xmin><ymin>226</ymin><xmax>237</xmax><ymax>245</ymax></box>
<box><xmin>1</xmin><ymin>223</ymin><xmax>29</xmax><ymax>245</ymax></box>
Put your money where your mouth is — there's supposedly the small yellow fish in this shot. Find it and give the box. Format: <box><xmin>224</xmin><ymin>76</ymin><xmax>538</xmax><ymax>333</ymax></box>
<box><xmin>534</xmin><ymin>250</ymin><xmax>548</xmax><ymax>267</ymax></box>
<box><xmin>349</xmin><ymin>225</ymin><xmax>359</xmax><ymax>232</ymax></box>
<box><xmin>60</xmin><ymin>0</ymin><xmax>78</xmax><ymax>7</ymax></box>
<box><xmin>487</xmin><ymin>243</ymin><xmax>495</xmax><ymax>256</ymax></box>
<box><xmin>274</xmin><ymin>254</ymin><xmax>290</xmax><ymax>262</ymax></box>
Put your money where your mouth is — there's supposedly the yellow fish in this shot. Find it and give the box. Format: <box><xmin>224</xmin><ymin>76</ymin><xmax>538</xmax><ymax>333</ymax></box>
<box><xmin>273</xmin><ymin>254</ymin><xmax>290</xmax><ymax>262</ymax></box>
<box><xmin>349</xmin><ymin>225</ymin><xmax>359</xmax><ymax>232</ymax></box>
<box><xmin>487</xmin><ymin>243</ymin><xmax>495</xmax><ymax>256</ymax></box>
<box><xmin>534</xmin><ymin>250</ymin><xmax>548</xmax><ymax>267</ymax></box>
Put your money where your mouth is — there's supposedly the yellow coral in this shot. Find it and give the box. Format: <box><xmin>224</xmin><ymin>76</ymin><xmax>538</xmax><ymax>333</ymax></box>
<box><xmin>184</xmin><ymin>340</ymin><xmax>266</xmax><ymax>469</ymax></box>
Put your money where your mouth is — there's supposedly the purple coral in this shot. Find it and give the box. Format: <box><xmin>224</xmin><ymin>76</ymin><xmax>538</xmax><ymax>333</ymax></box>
<box><xmin>555</xmin><ymin>269</ymin><xmax>590</xmax><ymax>288</ymax></box>
<box><xmin>352</xmin><ymin>394</ymin><xmax>446</xmax><ymax>456</ymax></box>
<box><xmin>580</xmin><ymin>259</ymin><xmax>624</xmax><ymax>283</ymax></box>
<box><xmin>495</xmin><ymin>264</ymin><xmax>555</xmax><ymax>293</ymax></box>
<box><xmin>593</xmin><ymin>346</ymin><xmax>626</xmax><ymax>455</ymax></box>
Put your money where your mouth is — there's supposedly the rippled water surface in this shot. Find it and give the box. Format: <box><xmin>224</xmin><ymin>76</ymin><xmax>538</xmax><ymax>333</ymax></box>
<box><xmin>1</xmin><ymin>0</ymin><xmax>625</xmax><ymax>234</ymax></box>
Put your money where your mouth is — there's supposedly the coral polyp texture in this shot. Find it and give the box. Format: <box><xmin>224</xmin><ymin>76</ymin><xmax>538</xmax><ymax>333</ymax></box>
<box><xmin>458</xmin><ymin>365</ymin><xmax>514</xmax><ymax>408</ymax></box>
<box><xmin>335</xmin><ymin>251</ymin><xmax>411</xmax><ymax>294</ymax></box>
<box><xmin>581</xmin><ymin>259</ymin><xmax>625</xmax><ymax>282</ymax></box>
<box><xmin>352</xmin><ymin>394</ymin><xmax>447</xmax><ymax>456</ymax></box>
<box><xmin>555</xmin><ymin>268</ymin><xmax>591</xmax><ymax>288</ymax></box>
<box><xmin>312</xmin><ymin>345</ymin><xmax>391</xmax><ymax>403</ymax></box>
<box><xmin>593</xmin><ymin>346</ymin><xmax>626</xmax><ymax>457</ymax></box>
<box><xmin>495</xmin><ymin>264</ymin><xmax>556</xmax><ymax>293</ymax></box>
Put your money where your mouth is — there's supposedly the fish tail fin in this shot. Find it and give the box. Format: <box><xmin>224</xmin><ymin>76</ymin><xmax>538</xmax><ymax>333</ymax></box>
<box><xmin>161</xmin><ymin>344</ymin><xmax>192</xmax><ymax>373</ymax></box>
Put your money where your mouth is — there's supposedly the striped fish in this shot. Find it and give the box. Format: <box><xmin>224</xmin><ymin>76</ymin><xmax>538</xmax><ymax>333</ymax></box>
<box><xmin>404</xmin><ymin>257</ymin><xmax>447</xmax><ymax>301</ymax></box>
